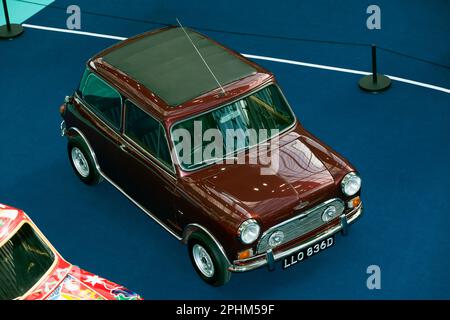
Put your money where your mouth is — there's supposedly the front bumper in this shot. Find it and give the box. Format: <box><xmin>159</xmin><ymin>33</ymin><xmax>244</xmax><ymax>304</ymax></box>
<box><xmin>228</xmin><ymin>202</ymin><xmax>363</xmax><ymax>272</ymax></box>
<box><xmin>60</xmin><ymin>120</ymin><xmax>67</xmax><ymax>137</ymax></box>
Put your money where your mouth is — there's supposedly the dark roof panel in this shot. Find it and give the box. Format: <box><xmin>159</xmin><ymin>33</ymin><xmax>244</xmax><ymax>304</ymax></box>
<box><xmin>103</xmin><ymin>27</ymin><xmax>257</xmax><ymax>106</ymax></box>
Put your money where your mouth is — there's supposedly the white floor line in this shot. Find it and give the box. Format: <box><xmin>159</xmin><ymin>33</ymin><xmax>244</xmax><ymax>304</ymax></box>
<box><xmin>242</xmin><ymin>54</ymin><xmax>450</xmax><ymax>94</ymax></box>
<box><xmin>23</xmin><ymin>23</ymin><xmax>127</xmax><ymax>40</ymax></box>
<box><xmin>23</xmin><ymin>23</ymin><xmax>450</xmax><ymax>94</ymax></box>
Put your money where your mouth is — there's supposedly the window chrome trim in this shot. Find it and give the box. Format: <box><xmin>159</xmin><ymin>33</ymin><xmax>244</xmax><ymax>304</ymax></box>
<box><xmin>65</xmin><ymin>126</ymin><xmax>181</xmax><ymax>240</ymax></box>
<box><xmin>74</xmin><ymin>93</ymin><xmax>120</xmax><ymax>137</ymax></box>
<box><xmin>120</xmin><ymin>135</ymin><xmax>177</xmax><ymax>180</ymax></box>
<box><xmin>122</xmin><ymin>99</ymin><xmax>177</xmax><ymax>176</ymax></box>
<box><xmin>74</xmin><ymin>94</ymin><xmax>176</xmax><ymax>178</ymax></box>
<box><xmin>169</xmin><ymin>82</ymin><xmax>298</xmax><ymax>172</ymax></box>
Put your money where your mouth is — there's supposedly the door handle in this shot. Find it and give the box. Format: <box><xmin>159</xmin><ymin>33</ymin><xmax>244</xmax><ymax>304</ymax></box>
<box><xmin>119</xmin><ymin>144</ymin><xmax>128</xmax><ymax>152</ymax></box>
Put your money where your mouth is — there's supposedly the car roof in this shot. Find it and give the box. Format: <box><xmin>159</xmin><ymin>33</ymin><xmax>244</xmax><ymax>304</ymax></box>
<box><xmin>102</xmin><ymin>27</ymin><xmax>257</xmax><ymax>107</ymax></box>
<box><xmin>0</xmin><ymin>204</ymin><xmax>27</xmax><ymax>243</ymax></box>
<box><xmin>89</xmin><ymin>27</ymin><xmax>273</xmax><ymax>122</ymax></box>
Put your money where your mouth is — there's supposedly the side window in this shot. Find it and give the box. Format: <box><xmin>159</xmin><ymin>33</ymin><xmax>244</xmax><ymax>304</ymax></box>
<box><xmin>124</xmin><ymin>100</ymin><xmax>173</xmax><ymax>170</ymax></box>
<box><xmin>81</xmin><ymin>73</ymin><xmax>122</xmax><ymax>129</ymax></box>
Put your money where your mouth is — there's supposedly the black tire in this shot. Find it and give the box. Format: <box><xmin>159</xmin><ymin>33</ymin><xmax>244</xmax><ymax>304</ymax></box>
<box><xmin>188</xmin><ymin>232</ymin><xmax>232</xmax><ymax>286</ymax></box>
<box><xmin>67</xmin><ymin>136</ymin><xmax>102</xmax><ymax>185</ymax></box>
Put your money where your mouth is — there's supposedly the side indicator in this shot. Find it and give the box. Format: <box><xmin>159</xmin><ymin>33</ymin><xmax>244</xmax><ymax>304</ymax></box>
<box><xmin>59</xmin><ymin>104</ymin><xmax>67</xmax><ymax>116</ymax></box>
<box><xmin>237</xmin><ymin>249</ymin><xmax>253</xmax><ymax>260</ymax></box>
<box><xmin>348</xmin><ymin>196</ymin><xmax>361</xmax><ymax>209</ymax></box>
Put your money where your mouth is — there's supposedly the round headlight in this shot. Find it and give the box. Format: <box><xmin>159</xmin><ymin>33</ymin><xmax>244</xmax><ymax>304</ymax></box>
<box><xmin>238</xmin><ymin>219</ymin><xmax>261</xmax><ymax>244</ymax></box>
<box><xmin>341</xmin><ymin>172</ymin><xmax>361</xmax><ymax>196</ymax></box>
<box><xmin>322</xmin><ymin>205</ymin><xmax>337</xmax><ymax>222</ymax></box>
<box><xmin>268</xmin><ymin>230</ymin><xmax>285</xmax><ymax>247</ymax></box>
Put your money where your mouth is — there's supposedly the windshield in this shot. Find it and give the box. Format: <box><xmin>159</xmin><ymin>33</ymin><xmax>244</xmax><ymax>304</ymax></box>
<box><xmin>0</xmin><ymin>223</ymin><xmax>55</xmax><ymax>300</ymax></box>
<box><xmin>171</xmin><ymin>84</ymin><xmax>295</xmax><ymax>171</ymax></box>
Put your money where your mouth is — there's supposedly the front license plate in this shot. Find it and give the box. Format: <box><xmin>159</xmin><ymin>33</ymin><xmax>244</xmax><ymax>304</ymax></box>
<box><xmin>282</xmin><ymin>236</ymin><xmax>334</xmax><ymax>270</ymax></box>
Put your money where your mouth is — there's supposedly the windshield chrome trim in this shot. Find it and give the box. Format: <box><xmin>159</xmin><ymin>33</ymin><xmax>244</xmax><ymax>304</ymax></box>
<box><xmin>169</xmin><ymin>82</ymin><xmax>297</xmax><ymax>172</ymax></box>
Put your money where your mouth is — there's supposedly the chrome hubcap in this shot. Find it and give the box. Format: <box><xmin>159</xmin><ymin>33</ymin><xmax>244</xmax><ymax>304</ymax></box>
<box><xmin>71</xmin><ymin>147</ymin><xmax>90</xmax><ymax>178</ymax></box>
<box><xmin>192</xmin><ymin>244</ymin><xmax>215</xmax><ymax>278</ymax></box>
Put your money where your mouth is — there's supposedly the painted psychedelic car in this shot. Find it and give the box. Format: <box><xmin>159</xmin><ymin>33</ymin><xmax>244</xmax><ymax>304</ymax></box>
<box><xmin>0</xmin><ymin>203</ymin><xmax>142</xmax><ymax>300</ymax></box>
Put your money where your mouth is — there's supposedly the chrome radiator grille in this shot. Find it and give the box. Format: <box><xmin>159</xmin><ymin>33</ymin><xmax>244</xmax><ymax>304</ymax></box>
<box><xmin>257</xmin><ymin>198</ymin><xmax>345</xmax><ymax>253</ymax></box>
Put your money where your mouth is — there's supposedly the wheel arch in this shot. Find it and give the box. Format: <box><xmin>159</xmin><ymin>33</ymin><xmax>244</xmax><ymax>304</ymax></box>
<box><xmin>66</xmin><ymin>126</ymin><xmax>101</xmax><ymax>171</ymax></box>
<box><xmin>182</xmin><ymin>223</ymin><xmax>232</xmax><ymax>267</ymax></box>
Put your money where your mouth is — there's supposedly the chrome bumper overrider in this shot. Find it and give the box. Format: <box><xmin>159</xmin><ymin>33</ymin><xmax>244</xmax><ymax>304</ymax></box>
<box><xmin>228</xmin><ymin>203</ymin><xmax>363</xmax><ymax>272</ymax></box>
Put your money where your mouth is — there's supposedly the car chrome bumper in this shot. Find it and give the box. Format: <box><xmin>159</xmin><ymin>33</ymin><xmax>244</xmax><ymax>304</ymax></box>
<box><xmin>228</xmin><ymin>202</ymin><xmax>363</xmax><ymax>272</ymax></box>
<box><xmin>60</xmin><ymin>120</ymin><xmax>67</xmax><ymax>137</ymax></box>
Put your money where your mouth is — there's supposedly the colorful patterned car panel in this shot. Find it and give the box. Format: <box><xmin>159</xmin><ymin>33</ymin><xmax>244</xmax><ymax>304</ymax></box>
<box><xmin>0</xmin><ymin>204</ymin><xmax>142</xmax><ymax>300</ymax></box>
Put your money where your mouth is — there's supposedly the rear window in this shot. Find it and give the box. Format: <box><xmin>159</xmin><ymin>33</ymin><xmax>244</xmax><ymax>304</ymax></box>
<box><xmin>81</xmin><ymin>72</ymin><xmax>122</xmax><ymax>129</ymax></box>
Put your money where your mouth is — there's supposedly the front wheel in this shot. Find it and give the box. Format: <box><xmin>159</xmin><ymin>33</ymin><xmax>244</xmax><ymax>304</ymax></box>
<box><xmin>67</xmin><ymin>136</ymin><xmax>102</xmax><ymax>185</ymax></box>
<box><xmin>188</xmin><ymin>232</ymin><xmax>232</xmax><ymax>286</ymax></box>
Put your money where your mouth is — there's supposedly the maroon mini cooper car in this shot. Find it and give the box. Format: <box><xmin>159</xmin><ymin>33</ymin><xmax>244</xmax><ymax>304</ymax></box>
<box><xmin>60</xmin><ymin>26</ymin><xmax>363</xmax><ymax>286</ymax></box>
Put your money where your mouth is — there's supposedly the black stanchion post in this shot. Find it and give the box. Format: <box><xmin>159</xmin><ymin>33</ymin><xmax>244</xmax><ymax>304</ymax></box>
<box><xmin>371</xmin><ymin>45</ymin><xmax>378</xmax><ymax>83</ymax></box>
<box><xmin>358</xmin><ymin>44</ymin><xmax>391</xmax><ymax>92</ymax></box>
<box><xmin>3</xmin><ymin>0</ymin><xmax>11</xmax><ymax>31</ymax></box>
<box><xmin>0</xmin><ymin>0</ymin><xmax>24</xmax><ymax>39</ymax></box>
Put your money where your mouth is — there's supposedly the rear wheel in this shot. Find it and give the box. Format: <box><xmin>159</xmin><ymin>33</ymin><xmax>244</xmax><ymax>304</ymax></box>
<box><xmin>67</xmin><ymin>136</ymin><xmax>102</xmax><ymax>185</ymax></box>
<box><xmin>188</xmin><ymin>232</ymin><xmax>232</xmax><ymax>286</ymax></box>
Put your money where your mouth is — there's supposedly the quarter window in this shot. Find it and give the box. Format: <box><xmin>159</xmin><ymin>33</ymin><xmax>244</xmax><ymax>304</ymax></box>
<box><xmin>82</xmin><ymin>73</ymin><xmax>122</xmax><ymax>129</ymax></box>
<box><xmin>124</xmin><ymin>101</ymin><xmax>173</xmax><ymax>170</ymax></box>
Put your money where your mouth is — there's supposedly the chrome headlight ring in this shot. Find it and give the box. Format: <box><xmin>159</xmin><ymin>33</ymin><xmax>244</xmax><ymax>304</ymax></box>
<box><xmin>341</xmin><ymin>172</ymin><xmax>362</xmax><ymax>196</ymax></box>
<box><xmin>238</xmin><ymin>219</ymin><xmax>261</xmax><ymax>244</ymax></box>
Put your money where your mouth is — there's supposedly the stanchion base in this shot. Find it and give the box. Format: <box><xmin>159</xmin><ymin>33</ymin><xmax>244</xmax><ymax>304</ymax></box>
<box><xmin>0</xmin><ymin>24</ymin><xmax>24</xmax><ymax>39</ymax></box>
<box><xmin>359</xmin><ymin>74</ymin><xmax>391</xmax><ymax>92</ymax></box>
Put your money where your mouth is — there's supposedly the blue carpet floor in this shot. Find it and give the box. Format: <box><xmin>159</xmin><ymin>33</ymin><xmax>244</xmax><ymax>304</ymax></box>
<box><xmin>0</xmin><ymin>0</ymin><xmax>449</xmax><ymax>299</ymax></box>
